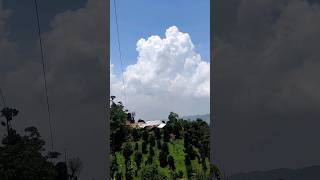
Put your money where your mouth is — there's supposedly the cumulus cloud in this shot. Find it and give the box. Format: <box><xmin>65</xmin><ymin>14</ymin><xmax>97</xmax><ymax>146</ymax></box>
<box><xmin>213</xmin><ymin>0</ymin><xmax>320</xmax><ymax>175</ymax></box>
<box><xmin>1</xmin><ymin>0</ymin><xmax>107</xmax><ymax>179</ymax></box>
<box><xmin>111</xmin><ymin>26</ymin><xmax>210</xmax><ymax>120</ymax></box>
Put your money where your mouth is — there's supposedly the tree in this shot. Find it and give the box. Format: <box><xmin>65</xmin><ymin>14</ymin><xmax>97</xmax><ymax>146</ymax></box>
<box><xmin>146</xmin><ymin>154</ymin><xmax>153</xmax><ymax>165</ymax></box>
<box><xmin>134</xmin><ymin>152</ymin><xmax>142</xmax><ymax>169</ymax></box>
<box><xmin>0</xmin><ymin>107</ymin><xmax>84</xmax><ymax>180</ymax></box>
<box><xmin>125</xmin><ymin>160</ymin><xmax>136</xmax><ymax>180</ymax></box>
<box><xmin>110</xmin><ymin>98</ymin><xmax>127</xmax><ymax>131</ymax></box>
<box><xmin>55</xmin><ymin>162</ymin><xmax>68</xmax><ymax>180</ymax></box>
<box><xmin>178</xmin><ymin>170</ymin><xmax>184</xmax><ymax>178</ymax></box>
<box><xmin>149</xmin><ymin>134</ymin><xmax>156</xmax><ymax>147</ymax></box>
<box><xmin>111</xmin><ymin>126</ymin><xmax>128</xmax><ymax>152</ymax></box>
<box><xmin>140</xmin><ymin>164</ymin><xmax>166</xmax><ymax>180</ymax></box>
<box><xmin>163</xmin><ymin>128</ymin><xmax>170</xmax><ymax>142</ymax></box>
<box><xmin>149</xmin><ymin>146</ymin><xmax>155</xmax><ymax>157</ymax></box>
<box><xmin>154</xmin><ymin>128</ymin><xmax>161</xmax><ymax>140</ymax></box>
<box><xmin>185</xmin><ymin>154</ymin><xmax>191</xmax><ymax>166</ymax></box>
<box><xmin>210</xmin><ymin>164</ymin><xmax>222</xmax><ymax>180</ymax></box>
<box><xmin>161</xmin><ymin>143</ymin><xmax>169</xmax><ymax>155</ymax></box>
<box><xmin>159</xmin><ymin>151</ymin><xmax>168</xmax><ymax>168</ymax></box>
<box><xmin>132</xmin><ymin>128</ymin><xmax>141</xmax><ymax>142</ymax></box>
<box><xmin>168</xmin><ymin>112</ymin><xmax>178</xmax><ymax>123</ymax></box>
<box><xmin>68</xmin><ymin>157</ymin><xmax>83</xmax><ymax>180</ymax></box>
<box><xmin>157</xmin><ymin>139</ymin><xmax>162</xmax><ymax>150</ymax></box>
<box><xmin>170</xmin><ymin>171</ymin><xmax>180</xmax><ymax>180</ymax></box>
<box><xmin>167</xmin><ymin>155</ymin><xmax>175</xmax><ymax>170</ymax></box>
<box><xmin>134</xmin><ymin>142</ymin><xmax>139</xmax><ymax>150</ymax></box>
<box><xmin>123</xmin><ymin>143</ymin><xmax>133</xmax><ymax>162</ymax></box>
<box><xmin>186</xmin><ymin>164</ymin><xmax>193</xmax><ymax>178</ymax></box>
<box><xmin>110</xmin><ymin>98</ymin><xmax>129</xmax><ymax>152</ymax></box>
<box><xmin>0</xmin><ymin>107</ymin><xmax>19</xmax><ymax>136</ymax></box>
<box><xmin>0</xmin><ymin>126</ymin><xmax>58</xmax><ymax>180</ymax></box>
<box><xmin>142</xmin><ymin>129</ymin><xmax>149</xmax><ymax>142</ymax></box>
<box><xmin>110</xmin><ymin>155</ymin><xmax>119</xmax><ymax>179</ymax></box>
<box><xmin>142</xmin><ymin>141</ymin><xmax>148</xmax><ymax>154</ymax></box>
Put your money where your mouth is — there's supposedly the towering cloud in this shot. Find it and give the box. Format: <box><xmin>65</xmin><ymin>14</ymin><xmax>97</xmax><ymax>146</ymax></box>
<box><xmin>111</xmin><ymin>26</ymin><xmax>210</xmax><ymax>120</ymax></box>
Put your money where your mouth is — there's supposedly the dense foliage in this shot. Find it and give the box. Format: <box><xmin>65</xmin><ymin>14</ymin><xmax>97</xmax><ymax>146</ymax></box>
<box><xmin>109</xmin><ymin>97</ymin><xmax>220</xmax><ymax>179</ymax></box>
<box><xmin>0</xmin><ymin>107</ymin><xmax>83</xmax><ymax>180</ymax></box>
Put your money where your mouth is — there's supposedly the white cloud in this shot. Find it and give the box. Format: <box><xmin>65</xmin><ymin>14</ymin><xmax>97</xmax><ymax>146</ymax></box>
<box><xmin>111</xmin><ymin>26</ymin><xmax>210</xmax><ymax>120</ymax></box>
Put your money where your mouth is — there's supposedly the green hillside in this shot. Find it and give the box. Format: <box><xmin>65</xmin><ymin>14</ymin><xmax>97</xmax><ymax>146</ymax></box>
<box><xmin>109</xmin><ymin>97</ymin><xmax>213</xmax><ymax>180</ymax></box>
<box><xmin>114</xmin><ymin>138</ymin><xmax>210</xmax><ymax>180</ymax></box>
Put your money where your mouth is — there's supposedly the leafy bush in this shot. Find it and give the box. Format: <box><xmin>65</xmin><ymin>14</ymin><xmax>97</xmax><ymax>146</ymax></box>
<box><xmin>142</xmin><ymin>141</ymin><xmax>148</xmax><ymax>154</ymax></box>
<box><xmin>167</xmin><ymin>155</ymin><xmax>175</xmax><ymax>170</ymax></box>
<box><xmin>123</xmin><ymin>143</ymin><xmax>133</xmax><ymax>162</ymax></box>
<box><xmin>159</xmin><ymin>151</ymin><xmax>168</xmax><ymax>168</ymax></box>
<box><xmin>157</xmin><ymin>139</ymin><xmax>162</xmax><ymax>150</ymax></box>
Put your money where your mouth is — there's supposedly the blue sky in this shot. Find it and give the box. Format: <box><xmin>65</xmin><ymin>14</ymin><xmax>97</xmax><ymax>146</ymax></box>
<box><xmin>111</xmin><ymin>0</ymin><xmax>210</xmax><ymax>76</ymax></box>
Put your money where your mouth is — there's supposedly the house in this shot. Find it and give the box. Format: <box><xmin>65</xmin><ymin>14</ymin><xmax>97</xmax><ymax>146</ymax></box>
<box><xmin>137</xmin><ymin>120</ymin><xmax>166</xmax><ymax>129</ymax></box>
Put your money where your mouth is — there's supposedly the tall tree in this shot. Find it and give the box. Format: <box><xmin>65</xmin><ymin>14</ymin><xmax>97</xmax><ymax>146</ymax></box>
<box><xmin>68</xmin><ymin>157</ymin><xmax>83</xmax><ymax>180</ymax></box>
<box><xmin>0</xmin><ymin>126</ymin><xmax>58</xmax><ymax>180</ymax></box>
<box><xmin>167</xmin><ymin>155</ymin><xmax>175</xmax><ymax>170</ymax></box>
<box><xmin>134</xmin><ymin>152</ymin><xmax>142</xmax><ymax>169</ymax></box>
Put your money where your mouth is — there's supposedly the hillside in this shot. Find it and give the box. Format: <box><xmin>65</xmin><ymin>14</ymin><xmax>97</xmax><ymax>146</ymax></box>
<box><xmin>114</xmin><ymin>139</ymin><xmax>210</xmax><ymax>180</ymax></box>
<box><xmin>182</xmin><ymin>114</ymin><xmax>210</xmax><ymax>124</ymax></box>
<box><xmin>110</xmin><ymin>99</ymin><xmax>211</xmax><ymax>179</ymax></box>
<box><xmin>229</xmin><ymin>165</ymin><xmax>320</xmax><ymax>180</ymax></box>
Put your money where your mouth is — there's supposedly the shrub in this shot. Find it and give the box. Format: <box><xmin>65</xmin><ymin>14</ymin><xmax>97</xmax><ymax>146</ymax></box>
<box><xmin>167</xmin><ymin>155</ymin><xmax>175</xmax><ymax>170</ymax></box>
<box><xmin>134</xmin><ymin>142</ymin><xmax>139</xmax><ymax>151</ymax></box>
<box><xmin>123</xmin><ymin>143</ymin><xmax>133</xmax><ymax>162</ymax></box>
<box><xmin>135</xmin><ymin>152</ymin><xmax>142</xmax><ymax>169</ymax></box>
<box><xmin>149</xmin><ymin>134</ymin><xmax>156</xmax><ymax>147</ymax></box>
<box><xmin>142</xmin><ymin>129</ymin><xmax>149</xmax><ymax>142</ymax></box>
<box><xmin>154</xmin><ymin>128</ymin><xmax>161</xmax><ymax>139</ymax></box>
<box><xmin>159</xmin><ymin>151</ymin><xmax>168</xmax><ymax>168</ymax></box>
<box><xmin>142</xmin><ymin>141</ymin><xmax>148</xmax><ymax>154</ymax></box>
<box><xmin>157</xmin><ymin>139</ymin><xmax>162</xmax><ymax>150</ymax></box>
<box><xmin>149</xmin><ymin>146</ymin><xmax>155</xmax><ymax>157</ymax></box>
<box><xmin>161</xmin><ymin>143</ymin><xmax>169</xmax><ymax>154</ymax></box>
<box><xmin>132</xmin><ymin>129</ymin><xmax>141</xmax><ymax>142</ymax></box>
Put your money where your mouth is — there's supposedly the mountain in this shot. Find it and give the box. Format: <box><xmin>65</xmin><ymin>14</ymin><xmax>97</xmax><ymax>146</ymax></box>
<box><xmin>181</xmin><ymin>114</ymin><xmax>210</xmax><ymax>124</ymax></box>
<box><xmin>229</xmin><ymin>165</ymin><xmax>320</xmax><ymax>180</ymax></box>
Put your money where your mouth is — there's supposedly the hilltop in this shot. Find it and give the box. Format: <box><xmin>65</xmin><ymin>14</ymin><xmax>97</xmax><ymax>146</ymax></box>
<box><xmin>182</xmin><ymin>114</ymin><xmax>210</xmax><ymax>124</ymax></box>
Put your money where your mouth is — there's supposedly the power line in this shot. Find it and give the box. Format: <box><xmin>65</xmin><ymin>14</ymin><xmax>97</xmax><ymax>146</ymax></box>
<box><xmin>0</xmin><ymin>87</ymin><xmax>6</xmax><ymax>108</ymax></box>
<box><xmin>113</xmin><ymin>0</ymin><xmax>127</xmax><ymax>105</ymax></box>
<box><xmin>34</xmin><ymin>0</ymin><xmax>54</xmax><ymax>152</ymax></box>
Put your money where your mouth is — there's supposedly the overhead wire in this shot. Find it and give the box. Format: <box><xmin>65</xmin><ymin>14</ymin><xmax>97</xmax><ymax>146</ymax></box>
<box><xmin>33</xmin><ymin>0</ymin><xmax>55</xmax><ymax>152</ymax></box>
<box><xmin>113</xmin><ymin>0</ymin><xmax>127</xmax><ymax>105</ymax></box>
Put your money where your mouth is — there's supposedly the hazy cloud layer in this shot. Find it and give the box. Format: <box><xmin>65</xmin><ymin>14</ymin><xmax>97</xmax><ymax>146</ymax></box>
<box><xmin>0</xmin><ymin>0</ymin><xmax>107</xmax><ymax>179</ymax></box>
<box><xmin>213</xmin><ymin>0</ymin><xmax>320</xmax><ymax>175</ymax></box>
<box><xmin>111</xmin><ymin>26</ymin><xmax>210</xmax><ymax>120</ymax></box>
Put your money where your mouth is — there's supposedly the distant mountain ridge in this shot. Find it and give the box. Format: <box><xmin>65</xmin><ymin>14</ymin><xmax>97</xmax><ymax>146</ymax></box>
<box><xmin>181</xmin><ymin>114</ymin><xmax>210</xmax><ymax>124</ymax></box>
<box><xmin>229</xmin><ymin>165</ymin><xmax>320</xmax><ymax>180</ymax></box>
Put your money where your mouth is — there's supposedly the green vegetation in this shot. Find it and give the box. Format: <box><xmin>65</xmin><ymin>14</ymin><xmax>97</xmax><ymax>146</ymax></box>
<box><xmin>0</xmin><ymin>107</ymin><xmax>83</xmax><ymax>180</ymax></box>
<box><xmin>110</xmin><ymin>97</ymin><xmax>217</xmax><ymax>180</ymax></box>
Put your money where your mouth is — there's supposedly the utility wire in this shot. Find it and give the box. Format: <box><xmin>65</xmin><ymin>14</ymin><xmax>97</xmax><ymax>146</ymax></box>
<box><xmin>0</xmin><ymin>87</ymin><xmax>6</xmax><ymax>108</ymax></box>
<box><xmin>113</xmin><ymin>0</ymin><xmax>127</xmax><ymax>105</ymax></box>
<box><xmin>34</xmin><ymin>0</ymin><xmax>54</xmax><ymax>152</ymax></box>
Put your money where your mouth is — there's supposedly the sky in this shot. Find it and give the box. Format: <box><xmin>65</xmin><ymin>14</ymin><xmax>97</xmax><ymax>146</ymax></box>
<box><xmin>213</xmin><ymin>0</ymin><xmax>320</xmax><ymax>176</ymax></box>
<box><xmin>110</xmin><ymin>0</ymin><xmax>210</xmax><ymax>120</ymax></box>
<box><xmin>0</xmin><ymin>0</ymin><xmax>107</xmax><ymax>179</ymax></box>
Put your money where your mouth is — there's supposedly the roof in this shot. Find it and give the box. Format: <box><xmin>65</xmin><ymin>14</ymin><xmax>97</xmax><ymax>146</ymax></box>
<box><xmin>138</xmin><ymin>120</ymin><xmax>166</xmax><ymax>128</ymax></box>
<box><xmin>157</xmin><ymin>123</ymin><xmax>166</xmax><ymax>128</ymax></box>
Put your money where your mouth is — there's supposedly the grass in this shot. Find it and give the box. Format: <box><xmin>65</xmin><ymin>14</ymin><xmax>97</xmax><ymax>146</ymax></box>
<box><xmin>114</xmin><ymin>138</ymin><xmax>209</xmax><ymax>179</ymax></box>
